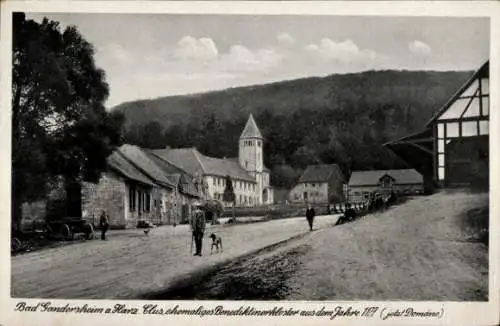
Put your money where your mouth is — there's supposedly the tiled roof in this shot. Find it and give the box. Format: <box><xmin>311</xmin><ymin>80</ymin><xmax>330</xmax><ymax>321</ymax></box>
<box><xmin>348</xmin><ymin>169</ymin><xmax>423</xmax><ymax>187</ymax></box>
<box><xmin>151</xmin><ymin>148</ymin><xmax>205</xmax><ymax>176</ymax></box>
<box><xmin>145</xmin><ymin>150</ymin><xmax>201</xmax><ymax>197</ymax></box>
<box><xmin>298</xmin><ymin>164</ymin><xmax>344</xmax><ymax>183</ymax></box>
<box><xmin>240</xmin><ymin>114</ymin><xmax>263</xmax><ymax>139</ymax></box>
<box><xmin>118</xmin><ymin>144</ymin><xmax>175</xmax><ymax>188</ymax></box>
<box><xmin>152</xmin><ymin>148</ymin><xmax>256</xmax><ymax>182</ymax></box>
<box><xmin>200</xmin><ymin>154</ymin><xmax>256</xmax><ymax>182</ymax></box>
<box><xmin>107</xmin><ymin>151</ymin><xmax>155</xmax><ymax>186</ymax></box>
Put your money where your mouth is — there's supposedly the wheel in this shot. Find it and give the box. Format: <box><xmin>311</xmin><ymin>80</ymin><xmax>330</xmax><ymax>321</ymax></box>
<box><xmin>60</xmin><ymin>223</ymin><xmax>71</xmax><ymax>240</ymax></box>
<box><xmin>11</xmin><ymin>237</ymin><xmax>22</xmax><ymax>252</ymax></box>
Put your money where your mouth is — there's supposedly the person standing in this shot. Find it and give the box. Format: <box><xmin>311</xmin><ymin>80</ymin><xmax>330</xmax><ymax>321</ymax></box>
<box><xmin>190</xmin><ymin>202</ymin><xmax>206</xmax><ymax>256</ymax></box>
<box><xmin>305</xmin><ymin>204</ymin><xmax>316</xmax><ymax>231</ymax></box>
<box><xmin>99</xmin><ymin>210</ymin><xmax>109</xmax><ymax>240</ymax></box>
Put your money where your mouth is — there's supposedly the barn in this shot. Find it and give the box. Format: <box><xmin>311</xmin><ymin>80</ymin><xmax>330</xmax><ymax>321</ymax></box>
<box><xmin>385</xmin><ymin>61</ymin><xmax>489</xmax><ymax>188</ymax></box>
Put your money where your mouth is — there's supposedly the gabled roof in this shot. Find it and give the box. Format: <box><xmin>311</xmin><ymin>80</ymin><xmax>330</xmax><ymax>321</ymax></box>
<box><xmin>145</xmin><ymin>150</ymin><xmax>201</xmax><ymax>197</ymax></box>
<box><xmin>106</xmin><ymin>151</ymin><xmax>155</xmax><ymax>187</ymax></box>
<box><xmin>152</xmin><ymin>148</ymin><xmax>256</xmax><ymax>182</ymax></box>
<box><xmin>118</xmin><ymin>144</ymin><xmax>175</xmax><ymax>188</ymax></box>
<box><xmin>426</xmin><ymin>61</ymin><xmax>489</xmax><ymax>127</ymax></box>
<box><xmin>240</xmin><ymin>114</ymin><xmax>263</xmax><ymax>139</ymax></box>
<box><xmin>298</xmin><ymin>164</ymin><xmax>344</xmax><ymax>183</ymax></box>
<box><xmin>151</xmin><ymin>148</ymin><xmax>205</xmax><ymax>177</ymax></box>
<box><xmin>349</xmin><ymin>169</ymin><xmax>423</xmax><ymax>187</ymax></box>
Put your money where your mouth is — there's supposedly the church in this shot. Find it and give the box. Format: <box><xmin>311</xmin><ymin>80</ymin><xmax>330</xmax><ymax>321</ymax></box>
<box><xmin>152</xmin><ymin>114</ymin><xmax>274</xmax><ymax>207</ymax></box>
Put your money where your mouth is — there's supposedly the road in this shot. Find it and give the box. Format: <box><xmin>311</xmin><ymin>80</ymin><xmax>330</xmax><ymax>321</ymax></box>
<box><xmin>11</xmin><ymin>189</ymin><xmax>488</xmax><ymax>301</ymax></box>
<box><xmin>146</xmin><ymin>190</ymin><xmax>489</xmax><ymax>301</ymax></box>
<box><xmin>11</xmin><ymin>213</ymin><xmax>340</xmax><ymax>299</ymax></box>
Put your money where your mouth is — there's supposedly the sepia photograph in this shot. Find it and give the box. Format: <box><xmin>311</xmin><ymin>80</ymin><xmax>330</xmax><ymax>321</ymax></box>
<box><xmin>1</xmin><ymin>1</ymin><xmax>499</xmax><ymax>325</ymax></box>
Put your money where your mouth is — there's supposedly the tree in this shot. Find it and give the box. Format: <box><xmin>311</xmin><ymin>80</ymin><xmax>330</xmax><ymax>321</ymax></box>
<box><xmin>222</xmin><ymin>175</ymin><xmax>236</xmax><ymax>221</ymax></box>
<box><xmin>123</xmin><ymin>121</ymin><xmax>165</xmax><ymax>148</ymax></box>
<box><xmin>12</xmin><ymin>13</ymin><xmax>123</xmax><ymax>229</ymax></box>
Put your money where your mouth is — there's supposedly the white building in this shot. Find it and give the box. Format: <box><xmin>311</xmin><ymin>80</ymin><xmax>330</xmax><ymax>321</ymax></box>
<box><xmin>152</xmin><ymin>114</ymin><xmax>274</xmax><ymax>206</ymax></box>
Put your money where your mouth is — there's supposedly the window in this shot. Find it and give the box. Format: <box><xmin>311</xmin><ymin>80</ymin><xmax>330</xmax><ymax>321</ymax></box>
<box><xmin>258</xmin><ymin>141</ymin><xmax>262</xmax><ymax>147</ymax></box>
<box><xmin>145</xmin><ymin>193</ymin><xmax>151</xmax><ymax>212</ymax></box>
<box><xmin>245</xmin><ymin>161</ymin><xmax>248</xmax><ymax>168</ymax></box>
<box><xmin>129</xmin><ymin>186</ymin><xmax>136</xmax><ymax>211</ymax></box>
<box><xmin>380</xmin><ymin>177</ymin><xmax>392</xmax><ymax>187</ymax></box>
<box><xmin>312</xmin><ymin>183</ymin><xmax>315</xmax><ymax>187</ymax></box>
<box><xmin>213</xmin><ymin>178</ymin><xmax>216</xmax><ymax>186</ymax></box>
<box><xmin>154</xmin><ymin>200</ymin><xmax>157</xmax><ymax>208</ymax></box>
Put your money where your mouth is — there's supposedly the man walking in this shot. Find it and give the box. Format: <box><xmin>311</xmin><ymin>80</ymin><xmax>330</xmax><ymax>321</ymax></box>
<box><xmin>305</xmin><ymin>204</ymin><xmax>316</xmax><ymax>231</ymax></box>
<box><xmin>191</xmin><ymin>202</ymin><xmax>206</xmax><ymax>256</ymax></box>
<box><xmin>99</xmin><ymin>210</ymin><xmax>109</xmax><ymax>240</ymax></box>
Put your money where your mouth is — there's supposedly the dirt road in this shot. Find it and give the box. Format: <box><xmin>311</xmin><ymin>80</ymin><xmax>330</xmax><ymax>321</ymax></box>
<box><xmin>11</xmin><ymin>213</ymin><xmax>339</xmax><ymax>299</ymax></box>
<box><xmin>151</xmin><ymin>190</ymin><xmax>489</xmax><ymax>301</ymax></box>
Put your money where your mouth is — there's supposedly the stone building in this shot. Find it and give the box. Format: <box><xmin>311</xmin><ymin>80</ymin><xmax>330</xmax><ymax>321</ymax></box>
<box><xmin>81</xmin><ymin>144</ymin><xmax>202</xmax><ymax>228</ymax></box>
<box><xmin>347</xmin><ymin>169</ymin><xmax>424</xmax><ymax>203</ymax></box>
<box><xmin>151</xmin><ymin>114</ymin><xmax>274</xmax><ymax>207</ymax></box>
<box><xmin>289</xmin><ymin>164</ymin><xmax>346</xmax><ymax>204</ymax></box>
<box><xmin>81</xmin><ymin>149</ymin><xmax>159</xmax><ymax>229</ymax></box>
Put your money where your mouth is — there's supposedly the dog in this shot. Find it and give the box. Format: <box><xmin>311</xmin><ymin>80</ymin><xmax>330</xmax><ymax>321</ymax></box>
<box><xmin>209</xmin><ymin>233</ymin><xmax>223</xmax><ymax>254</ymax></box>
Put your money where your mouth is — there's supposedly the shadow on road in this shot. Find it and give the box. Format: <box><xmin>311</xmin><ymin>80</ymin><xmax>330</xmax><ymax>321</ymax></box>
<box><xmin>141</xmin><ymin>233</ymin><xmax>311</xmax><ymax>300</ymax></box>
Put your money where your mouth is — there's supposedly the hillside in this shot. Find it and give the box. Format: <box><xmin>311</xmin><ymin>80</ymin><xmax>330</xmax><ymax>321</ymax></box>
<box><xmin>113</xmin><ymin>70</ymin><xmax>472</xmax><ymax>188</ymax></box>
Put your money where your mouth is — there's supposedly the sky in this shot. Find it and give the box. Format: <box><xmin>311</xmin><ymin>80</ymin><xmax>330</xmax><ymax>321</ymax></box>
<box><xmin>27</xmin><ymin>13</ymin><xmax>490</xmax><ymax>108</ymax></box>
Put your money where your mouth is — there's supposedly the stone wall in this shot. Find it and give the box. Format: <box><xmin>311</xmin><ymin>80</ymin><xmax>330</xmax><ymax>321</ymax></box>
<box><xmin>82</xmin><ymin>172</ymin><xmax>127</xmax><ymax>229</ymax></box>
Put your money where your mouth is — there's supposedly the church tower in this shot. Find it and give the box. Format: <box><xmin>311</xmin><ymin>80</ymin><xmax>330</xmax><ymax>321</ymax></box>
<box><xmin>239</xmin><ymin>114</ymin><xmax>264</xmax><ymax>175</ymax></box>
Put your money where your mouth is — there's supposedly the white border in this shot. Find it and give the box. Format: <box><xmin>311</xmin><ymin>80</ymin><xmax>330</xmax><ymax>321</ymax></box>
<box><xmin>1</xmin><ymin>1</ymin><xmax>499</xmax><ymax>326</ymax></box>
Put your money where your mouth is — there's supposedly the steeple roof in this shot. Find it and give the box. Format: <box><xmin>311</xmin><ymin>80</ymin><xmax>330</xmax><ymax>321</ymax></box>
<box><xmin>240</xmin><ymin>114</ymin><xmax>263</xmax><ymax>139</ymax></box>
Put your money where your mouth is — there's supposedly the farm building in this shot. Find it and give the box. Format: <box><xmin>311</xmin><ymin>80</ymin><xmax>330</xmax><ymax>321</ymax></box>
<box><xmin>81</xmin><ymin>150</ymin><xmax>159</xmax><ymax>229</ymax></box>
<box><xmin>81</xmin><ymin>144</ymin><xmax>203</xmax><ymax>229</ymax></box>
<box><xmin>151</xmin><ymin>114</ymin><xmax>274</xmax><ymax>207</ymax></box>
<box><xmin>427</xmin><ymin>61</ymin><xmax>489</xmax><ymax>187</ymax></box>
<box><xmin>289</xmin><ymin>164</ymin><xmax>346</xmax><ymax>204</ymax></box>
<box><xmin>385</xmin><ymin>61</ymin><xmax>489</xmax><ymax>188</ymax></box>
<box><xmin>347</xmin><ymin>169</ymin><xmax>424</xmax><ymax>203</ymax></box>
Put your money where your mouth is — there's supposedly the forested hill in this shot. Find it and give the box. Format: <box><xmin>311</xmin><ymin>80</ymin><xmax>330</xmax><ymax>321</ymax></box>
<box><xmin>113</xmin><ymin>69</ymin><xmax>472</xmax><ymax>188</ymax></box>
